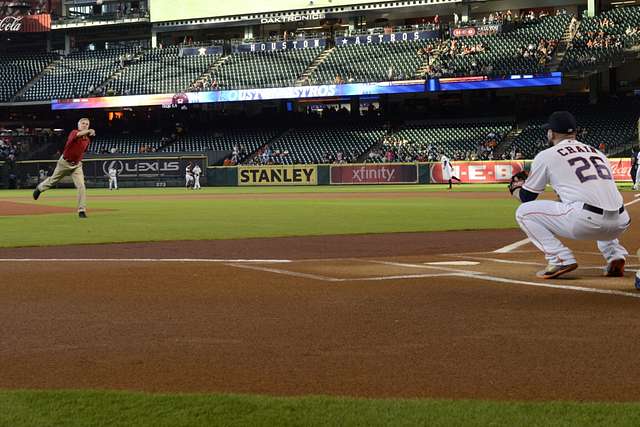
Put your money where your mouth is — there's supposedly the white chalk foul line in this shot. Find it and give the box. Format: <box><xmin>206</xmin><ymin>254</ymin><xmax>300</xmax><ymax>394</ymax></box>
<box><xmin>493</xmin><ymin>238</ymin><xmax>531</xmax><ymax>254</ymax></box>
<box><xmin>227</xmin><ymin>262</ymin><xmax>463</xmax><ymax>283</ymax></box>
<box><xmin>493</xmin><ymin>197</ymin><xmax>640</xmax><ymax>254</ymax></box>
<box><xmin>453</xmin><ymin>273</ymin><xmax>640</xmax><ymax>299</ymax></box>
<box><xmin>0</xmin><ymin>258</ymin><xmax>292</xmax><ymax>263</ymax></box>
<box><xmin>364</xmin><ymin>259</ymin><xmax>485</xmax><ymax>275</ymax></box>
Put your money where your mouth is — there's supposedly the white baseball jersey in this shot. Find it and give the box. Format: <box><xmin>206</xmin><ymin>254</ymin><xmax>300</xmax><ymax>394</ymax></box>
<box><xmin>523</xmin><ymin>139</ymin><xmax>623</xmax><ymax>211</ymax></box>
<box><xmin>193</xmin><ymin>165</ymin><xmax>201</xmax><ymax>176</ymax></box>
<box><xmin>108</xmin><ymin>168</ymin><xmax>117</xmax><ymax>178</ymax></box>
<box><xmin>441</xmin><ymin>155</ymin><xmax>453</xmax><ymax>180</ymax></box>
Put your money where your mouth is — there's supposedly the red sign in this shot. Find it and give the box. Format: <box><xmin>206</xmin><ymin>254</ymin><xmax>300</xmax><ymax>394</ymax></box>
<box><xmin>0</xmin><ymin>14</ymin><xmax>51</xmax><ymax>32</ymax></box>
<box><xmin>430</xmin><ymin>159</ymin><xmax>633</xmax><ymax>183</ymax></box>
<box><xmin>331</xmin><ymin>164</ymin><xmax>418</xmax><ymax>184</ymax></box>
<box><xmin>610</xmin><ymin>158</ymin><xmax>633</xmax><ymax>181</ymax></box>
<box><xmin>430</xmin><ymin>161</ymin><xmax>526</xmax><ymax>183</ymax></box>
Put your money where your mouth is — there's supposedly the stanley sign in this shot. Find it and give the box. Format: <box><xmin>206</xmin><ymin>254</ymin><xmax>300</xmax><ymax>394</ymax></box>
<box><xmin>238</xmin><ymin>165</ymin><xmax>317</xmax><ymax>186</ymax></box>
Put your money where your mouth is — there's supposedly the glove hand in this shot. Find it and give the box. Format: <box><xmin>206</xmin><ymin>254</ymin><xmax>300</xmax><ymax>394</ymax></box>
<box><xmin>508</xmin><ymin>171</ymin><xmax>529</xmax><ymax>195</ymax></box>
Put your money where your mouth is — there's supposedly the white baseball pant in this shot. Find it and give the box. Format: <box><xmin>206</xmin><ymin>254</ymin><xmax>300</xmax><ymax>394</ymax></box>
<box><xmin>516</xmin><ymin>200</ymin><xmax>630</xmax><ymax>266</ymax></box>
<box><xmin>109</xmin><ymin>176</ymin><xmax>118</xmax><ymax>190</ymax></box>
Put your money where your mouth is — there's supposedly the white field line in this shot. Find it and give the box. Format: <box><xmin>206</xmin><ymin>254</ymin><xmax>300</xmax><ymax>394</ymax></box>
<box><xmin>493</xmin><ymin>197</ymin><xmax>640</xmax><ymax>254</ymax></box>
<box><xmin>225</xmin><ymin>263</ymin><xmax>342</xmax><ymax>282</ymax></box>
<box><xmin>364</xmin><ymin>259</ymin><xmax>485</xmax><ymax>275</ymax></box>
<box><xmin>347</xmin><ymin>273</ymin><xmax>461</xmax><ymax>282</ymax></box>
<box><xmin>453</xmin><ymin>273</ymin><xmax>640</xmax><ymax>299</ymax></box>
<box><xmin>451</xmin><ymin>255</ymin><xmax>545</xmax><ymax>266</ymax></box>
<box><xmin>493</xmin><ymin>238</ymin><xmax>531</xmax><ymax>254</ymax></box>
<box><xmin>0</xmin><ymin>258</ymin><xmax>291</xmax><ymax>263</ymax></box>
<box><xmin>228</xmin><ymin>262</ymin><xmax>465</xmax><ymax>282</ymax></box>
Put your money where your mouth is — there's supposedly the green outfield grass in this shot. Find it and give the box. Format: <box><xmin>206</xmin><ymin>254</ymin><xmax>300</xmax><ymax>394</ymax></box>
<box><xmin>0</xmin><ymin>184</ymin><xmax>521</xmax><ymax>247</ymax></box>
<box><xmin>1</xmin><ymin>390</ymin><xmax>640</xmax><ymax>427</ymax></box>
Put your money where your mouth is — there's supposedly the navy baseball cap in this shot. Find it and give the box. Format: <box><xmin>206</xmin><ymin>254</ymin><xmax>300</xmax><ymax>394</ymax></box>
<box><xmin>542</xmin><ymin>111</ymin><xmax>577</xmax><ymax>134</ymax></box>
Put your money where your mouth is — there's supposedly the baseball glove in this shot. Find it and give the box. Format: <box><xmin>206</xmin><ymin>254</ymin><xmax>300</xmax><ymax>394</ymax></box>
<box><xmin>508</xmin><ymin>170</ymin><xmax>529</xmax><ymax>195</ymax></box>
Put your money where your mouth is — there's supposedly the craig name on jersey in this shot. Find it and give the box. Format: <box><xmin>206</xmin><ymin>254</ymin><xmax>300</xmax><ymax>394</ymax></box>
<box><xmin>524</xmin><ymin>139</ymin><xmax>622</xmax><ymax>211</ymax></box>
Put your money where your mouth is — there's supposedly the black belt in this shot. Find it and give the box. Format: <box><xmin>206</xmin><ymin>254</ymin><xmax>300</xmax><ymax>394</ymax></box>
<box><xmin>63</xmin><ymin>157</ymin><xmax>78</xmax><ymax>165</ymax></box>
<box><xmin>583</xmin><ymin>203</ymin><xmax>624</xmax><ymax>215</ymax></box>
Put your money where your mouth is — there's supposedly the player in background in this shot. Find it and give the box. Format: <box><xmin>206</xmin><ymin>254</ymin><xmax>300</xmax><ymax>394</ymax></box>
<box><xmin>33</xmin><ymin>118</ymin><xmax>95</xmax><ymax>218</ymax></box>
<box><xmin>632</xmin><ymin>147</ymin><xmax>640</xmax><ymax>191</ymax></box>
<box><xmin>509</xmin><ymin>111</ymin><xmax>630</xmax><ymax>279</ymax></box>
<box><xmin>185</xmin><ymin>162</ymin><xmax>194</xmax><ymax>189</ymax></box>
<box><xmin>636</xmin><ymin>249</ymin><xmax>640</xmax><ymax>290</ymax></box>
<box><xmin>107</xmin><ymin>166</ymin><xmax>118</xmax><ymax>190</ymax></box>
<box><xmin>441</xmin><ymin>154</ymin><xmax>462</xmax><ymax>189</ymax></box>
<box><xmin>192</xmin><ymin>164</ymin><xmax>202</xmax><ymax>190</ymax></box>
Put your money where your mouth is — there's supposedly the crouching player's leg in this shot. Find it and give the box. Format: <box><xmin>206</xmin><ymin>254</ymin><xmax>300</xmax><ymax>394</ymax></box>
<box><xmin>515</xmin><ymin>200</ymin><xmax>579</xmax><ymax>279</ymax></box>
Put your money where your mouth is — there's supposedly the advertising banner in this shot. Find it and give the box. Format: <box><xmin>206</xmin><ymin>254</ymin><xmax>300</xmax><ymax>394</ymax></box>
<box><xmin>336</xmin><ymin>30</ymin><xmax>438</xmax><ymax>46</ymax></box>
<box><xmin>429</xmin><ymin>160</ymin><xmax>526</xmax><ymax>184</ymax></box>
<box><xmin>450</xmin><ymin>24</ymin><xmax>501</xmax><ymax>38</ymax></box>
<box><xmin>238</xmin><ymin>165</ymin><xmax>317</xmax><ymax>186</ymax></box>
<box><xmin>0</xmin><ymin>14</ymin><xmax>51</xmax><ymax>32</ymax></box>
<box><xmin>180</xmin><ymin>46</ymin><xmax>223</xmax><ymax>56</ymax></box>
<box><xmin>610</xmin><ymin>158</ymin><xmax>633</xmax><ymax>182</ymax></box>
<box><xmin>330</xmin><ymin>164</ymin><xmax>417</xmax><ymax>184</ymax></box>
<box><xmin>233</xmin><ymin>38</ymin><xmax>325</xmax><ymax>53</ymax></box>
<box><xmin>51</xmin><ymin>79</ymin><xmax>427</xmax><ymax>110</ymax></box>
<box><xmin>87</xmin><ymin>157</ymin><xmax>205</xmax><ymax>178</ymax></box>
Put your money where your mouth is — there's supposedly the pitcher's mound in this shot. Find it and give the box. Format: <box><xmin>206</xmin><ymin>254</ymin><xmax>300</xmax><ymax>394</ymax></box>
<box><xmin>1</xmin><ymin>201</ymin><xmax>85</xmax><ymax>216</ymax></box>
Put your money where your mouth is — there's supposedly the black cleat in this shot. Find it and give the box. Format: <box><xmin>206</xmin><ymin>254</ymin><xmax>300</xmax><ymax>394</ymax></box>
<box><xmin>78</xmin><ymin>211</ymin><xmax>87</xmax><ymax>218</ymax></box>
<box><xmin>33</xmin><ymin>188</ymin><xmax>41</xmax><ymax>200</ymax></box>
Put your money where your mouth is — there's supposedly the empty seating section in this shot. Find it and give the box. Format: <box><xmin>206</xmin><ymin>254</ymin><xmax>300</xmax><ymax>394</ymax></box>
<box><xmin>165</xmin><ymin>129</ymin><xmax>281</xmax><ymax>156</ymax></box>
<box><xmin>562</xmin><ymin>6</ymin><xmax>640</xmax><ymax>71</ymax></box>
<box><xmin>313</xmin><ymin>41</ymin><xmax>428</xmax><ymax>84</ymax></box>
<box><xmin>107</xmin><ymin>46</ymin><xmax>220</xmax><ymax>95</ymax></box>
<box><xmin>0</xmin><ymin>53</ymin><xmax>56</xmax><ymax>102</ymax></box>
<box><xmin>90</xmin><ymin>134</ymin><xmax>165</xmax><ymax>155</ymax></box>
<box><xmin>444</xmin><ymin>15</ymin><xmax>570</xmax><ymax>77</ymax></box>
<box><xmin>269</xmin><ymin>127</ymin><xmax>386</xmax><ymax>164</ymax></box>
<box><xmin>21</xmin><ymin>49</ymin><xmax>137</xmax><ymax>101</ymax></box>
<box><xmin>388</xmin><ymin>122</ymin><xmax>513</xmax><ymax>159</ymax></box>
<box><xmin>511</xmin><ymin>112</ymin><xmax>638</xmax><ymax>158</ymax></box>
<box><xmin>213</xmin><ymin>48</ymin><xmax>322</xmax><ymax>90</ymax></box>
<box><xmin>90</xmin><ymin>129</ymin><xmax>280</xmax><ymax>158</ymax></box>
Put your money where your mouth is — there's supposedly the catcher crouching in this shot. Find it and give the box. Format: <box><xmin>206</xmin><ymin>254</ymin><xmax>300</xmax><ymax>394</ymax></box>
<box><xmin>508</xmin><ymin>111</ymin><xmax>630</xmax><ymax>280</ymax></box>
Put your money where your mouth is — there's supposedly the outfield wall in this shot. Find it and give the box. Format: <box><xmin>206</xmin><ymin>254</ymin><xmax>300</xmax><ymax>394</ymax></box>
<box><xmin>2</xmin><ymin>158</ymin><xmax>633</xmax><ymax>189</ymax></box>
<box><xmin>207</xmin><ymin>159</ymin><xmax>634</xmax><ymax>186</ymax></box>
<box><xmin>13</xmin><ymin>155</ymin><xmax>207</xmax><ymax>189</ymax></box>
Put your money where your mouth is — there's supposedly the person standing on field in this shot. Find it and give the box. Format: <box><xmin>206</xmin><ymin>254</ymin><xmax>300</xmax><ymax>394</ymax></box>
<box><xmin>441</xmin><ymin>154</ymin><xmax>461</xmax><ymax>189</ymax></box>
<box><xmin>108</xmin><ymin>165</ymin><xmax>118</xmax><ymax>190</ymax></box>
<box><xmin>192</xmin><ymin>164</ymin><xmax>202</xmax><ymax>190</ymax></box>
<box><xmin>33</xmin><ymin>118</ymin><xmax>95</xmax><ymax>218</ymax></box>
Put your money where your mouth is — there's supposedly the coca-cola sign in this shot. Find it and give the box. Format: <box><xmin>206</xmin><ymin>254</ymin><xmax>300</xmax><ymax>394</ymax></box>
<box><xmin>0</xmin><ymin>16</ymin><xmax>22</xmax><ymax>31</ymax></box>
<box><xmin>0</xmin><ymin>14</ymin><xmax>51</xmax><ymax>32</ymax></box>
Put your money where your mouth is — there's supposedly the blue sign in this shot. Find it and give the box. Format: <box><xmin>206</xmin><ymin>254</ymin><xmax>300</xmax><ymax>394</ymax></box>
<box><xmin>179</xmin><ymin>46</ymin><xmax>223</xmax><ymax>56</ymax></box>
<box><xmin>427</xmin><ymin>73</ymin><xmax>562</xmax><ymax>92</ymax></box>
<box><xmin>51</xmin><ymin>74</ymin><xmax>562</xmax><ymax>110</ymax></box>
<box><xmin>233</xmin><ymin>38</ymin><xmax>326</xmax><ymax>53</ymax></box>
<box><xmin>335</xmin><ymin>30</ymin><xmax>439</xmax><ymax>46</ymax></box>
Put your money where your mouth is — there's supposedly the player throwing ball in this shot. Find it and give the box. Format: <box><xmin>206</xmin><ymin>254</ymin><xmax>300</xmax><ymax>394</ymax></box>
<box><xmin>33</xmin><ymin>118</ymin><xmax>95</xmax><ymax>218</ymax></box>
<box><xmin>508</xmin><ymin>111</ymin><xmax>630</xmax><ymax>279</ymax></box>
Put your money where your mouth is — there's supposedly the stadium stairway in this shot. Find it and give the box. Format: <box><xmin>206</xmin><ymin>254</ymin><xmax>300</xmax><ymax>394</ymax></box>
<box><xmin>548</xmin><ymin>20</ymin><xmax>580</xmax><ymax>71</ymax></box>
<box><xmin>296</xmin><ymin>47</ymin><xmax>336</xmax><ymax>86</ymax></box>
<box><xmin>189</xmin><ymin>54</ymin><xmax>231</xmax><ymax>91</ymax></box>
<box><xmin>91</xmin><ymin>48</ymin><xmax>146</xmax><ymax>97</ymax></box>
<box><xmin>10</xmin><ymin>56</ymin><xmax>61</xmax><ymax>103</ymax></box>
<box><xmin>493</xmin><ymin>126</ymin><xmax>523</xmax><ymax>159</ymax></box>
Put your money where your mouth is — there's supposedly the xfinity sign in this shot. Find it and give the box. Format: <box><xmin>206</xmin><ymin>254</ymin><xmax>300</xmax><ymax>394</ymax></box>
<box><xmin>260</xmin><ymin>13</ymin><xmax>325</xmax><ymax>24</ymax></box>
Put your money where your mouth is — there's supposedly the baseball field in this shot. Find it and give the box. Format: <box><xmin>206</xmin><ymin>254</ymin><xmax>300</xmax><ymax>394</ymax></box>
<box><xmin>1</xmin><ymin>183</ymin><xmax>640</xmax><ymax>426</ymax></box>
